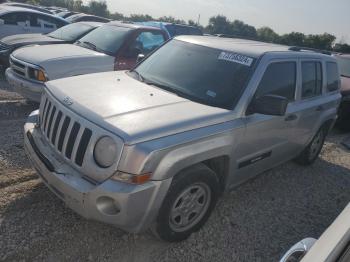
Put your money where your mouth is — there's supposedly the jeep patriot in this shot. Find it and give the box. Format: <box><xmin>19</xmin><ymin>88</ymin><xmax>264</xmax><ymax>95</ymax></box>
<box><xmin>24</xmin><ymin>36</ymin><xmax>341</xmax><ymax>242</ymax></box>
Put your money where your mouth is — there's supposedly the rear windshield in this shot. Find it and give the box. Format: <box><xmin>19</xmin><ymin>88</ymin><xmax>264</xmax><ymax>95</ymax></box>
<box><xmin>133</xmin><ymin>40</ymin><xmax>255</xmax><ymax>110</ymax></box>
<box><xmin>48</xmin><ymin>23</ymin><xmax>93</xmax><ymax>41</ymax></box>
<box><xmin>337</xmin><ymin>56</ymin><xmax>350</xmax><ymax>78</ymax></box>
<box><xmin>76</xmin><ymin>25</ymin><xmax>130</xmax><ymax>55</ymax></box>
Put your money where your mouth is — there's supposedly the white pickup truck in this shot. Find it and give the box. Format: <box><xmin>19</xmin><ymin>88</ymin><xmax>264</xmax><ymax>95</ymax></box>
<box><xmin>6</xmin><ymin>22</ymin><xmax>168</xmax><ymax>102</ymax></box>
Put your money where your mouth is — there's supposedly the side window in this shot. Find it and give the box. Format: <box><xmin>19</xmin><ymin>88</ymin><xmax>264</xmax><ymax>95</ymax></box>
<box><xmin>133</xmin><ymin>31</ymin><xmax>165</xmax><ymax>55</ymax></box>
<box><xmin>174</xmin><ymin>26</ymin><xmax>189</xmax><ymax>36</ymax></box>
<box><xmin>1</xmin><ymin>12</ymin><xmax>30</xmax><ymax>26</ymax></box>
<box><xmin>326</xmin><ymin>62</ymin><xmax>340</xmax><ymax>92</ymax></box>
<box><xmin>255</xmin><ymin>62</ymin><xmax>296</xmax><ymax>101</ymax></box>
<box><xmin>301</xmin><ymin>62</ymin><xmax>323</xmax><ymax>98</ymax></box>
<box><xmin>30</xmin><ymin>14</ymin><xmax>59</xmax><ymax>29</ymax></box>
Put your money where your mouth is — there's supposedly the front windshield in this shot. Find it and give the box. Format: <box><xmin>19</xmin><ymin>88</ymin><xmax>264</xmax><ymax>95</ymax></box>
<box><xmin>48</xmin><ymin>23</ymin><xmax>93</xmax><ymax>41</ymax></box>
<box><xmin>337</xmin><ymin>56</ymin><xmax>350</xmax><ymax>78</ymax></box>
<box><xmin>76</xmin><ymin>25</ymin><xmax>130</xmax><ymax>55</ymax></box>
<box><xmin>134</xmin><ymin>40</ymin><xmax>255</xmax><ymax>110</ymax></box>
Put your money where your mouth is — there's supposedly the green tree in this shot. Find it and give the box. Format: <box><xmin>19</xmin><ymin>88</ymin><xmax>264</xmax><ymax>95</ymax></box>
<box><xmin>158</xmin><ymin>16</ymin><xmax>185</xmax><ymax>24</ymax></box>
<box><xmin>304</xmin><ymin>33</ymin><xmax>336</xmax><ymax>50</ymax></box>
<box><xmin>257</xmin><ymin>27</ymin><xmax>279</xmax><ymax>43</ymax></box>
<box><xmin>230</xmin><ymin>20</ymin><xmax>257</xmax><ymax>38</ymax></box>
<box><xmin>334</xmin><ymin>43</ymin><xmax>350</xmax><ymax>53</ymax></box>
<box><xmin>88</xmin><ymin>0</ymin><xmax>109</xmax><ymax>17</ymax></box>
<box><xmin>110</xmin><ymin>12</ymin><xmax>125</xmax><ymax>21</ymax></box>
<box><xmin>206</xmin><ymin>15</ymin><xmax>231</xmax><ymax>35</ymax></box>
<box><xmin>279</xmin><ymin>32</ymin><xmax>306</xmax><ymax>46</ymax></box>
<box><xmin>129</xmin><ymin>14</ymin><xmax>154</xmax><ymax>22</ymax></box>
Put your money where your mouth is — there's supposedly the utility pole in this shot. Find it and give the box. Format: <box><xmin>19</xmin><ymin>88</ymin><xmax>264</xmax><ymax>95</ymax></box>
<box><xmin>197</xmin><ymin>14</ymin><xmax>200</xmax><ymax>25</ymax></box>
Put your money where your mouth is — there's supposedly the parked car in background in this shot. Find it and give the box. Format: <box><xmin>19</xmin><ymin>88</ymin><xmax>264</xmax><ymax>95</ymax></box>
<box><xmin>1</xmin><ymin>2</ymin><xmax>54</xmax><ymax>14</ymax></box>
<box><xmin>66</xmin><ymin>13</ymin><xmax>110</xmax><ymax>23</ymax></box>
<box><xmin>23</xmin><ymin>36</ymin><xmax>340</xmax><ymax>242</ymax></box>
<box><xmin>334</xmin><ymin>54</ymin><xmax>350</xmax><ymax>130</ymax></box>
<box><xmin>45</xmin><ymin>7</ymin><xmax>67</xmax><ymax>14</ymax></box>
<box><xmin>136</xmin><ymin>21</ymin><xmax>203</xmax><ymax>38</ymax></box>
<box><xmin>6</xmin><ymin>22</ymin><xmax>168</xmax><ymax>101</ymax></box>
<box><xmin>56</xmin><ymin>11</ymin><xmax>78</xmax><ymax>19</ymax></box>
<box><xmin>0</xmin><ymin>21</ymin><xmax>102</xmax><ymax>69</ymax></box>
<box><xmin>0</xmin><ymin>6</ymin><xmax>68</xmax><ymax>38</ymax></box>
<box><xmin>280</xmin><ymin>203</ymin><xmax>350</xmax><ymax>262</ymax></box>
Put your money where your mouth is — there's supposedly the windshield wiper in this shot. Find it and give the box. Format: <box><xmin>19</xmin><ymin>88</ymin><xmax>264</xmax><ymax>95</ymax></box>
<box><xmin>143</xmin><ymin>79</ymin><xmax>187</xmax><ymax>98</ymax></box>
<box><xmin>130</xmin><ymin>70</ymin><xmax>145</xmax><ymax>82</ymax></box>
<box><xmin>81</xmin><ymin>41</ymin><xmax>97</xmax><ymax>51</ymax></box>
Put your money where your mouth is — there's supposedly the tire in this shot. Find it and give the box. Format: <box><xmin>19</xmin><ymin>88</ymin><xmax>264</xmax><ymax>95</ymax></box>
<box><xmin>294</xmin><ymin>127</ymin><xmax>327</xmax><ymax>166</ymax></box>
<box><xmin>336</xmin><ymin>101</ymin><xmax>350</xmax><ymax>131</ymax></box>
<box><xmin>153</xmin><ymin>163</ymin><xmax>220</xmax><ymax>242</ymax></box>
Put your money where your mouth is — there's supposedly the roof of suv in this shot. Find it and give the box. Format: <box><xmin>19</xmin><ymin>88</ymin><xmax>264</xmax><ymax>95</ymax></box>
<box><xmin>175</xmin><ymin>35</ymin><xmax>332</xmax><ymax>59</ymax></box>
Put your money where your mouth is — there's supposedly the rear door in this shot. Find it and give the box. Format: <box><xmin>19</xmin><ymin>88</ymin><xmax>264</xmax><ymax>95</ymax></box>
<box><xmin>29</xmin><ymin>13</ymin><xmax>64</xmax><ymax>34</ymax></box>
<box><xmin>115</xmin><ymin>29</ymin><xmax>167</xmax><ymax>70</ymax></box>
<box><xmin>292</xmin><ymin>59</ymin><xmax>326</xmax><ymax>148</ymax></box>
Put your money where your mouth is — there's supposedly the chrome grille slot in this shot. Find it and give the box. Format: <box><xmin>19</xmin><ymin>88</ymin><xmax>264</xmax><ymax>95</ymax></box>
<box><xmin>39</xmin><ymin>94</ymin><xmax>93</xmax><ymax>167</ymax></box>
<box><xmin>0</xmin><ymin>42</ymin><xmax>9</xmax><ymax>51</ymax></box>
<box><xmin>46</xmin><ymin>106</ymin><xmax>56</xmax><ymax>139</ymax></box>
<box><xmin>65</xmin><ymin>122</ymin><xmax>80</xmax><ymax>159</ymax></box>
<box><xmin>51</xmin><ymin>111</ymin><xmax>63</xmax><ymax>144</ymax></box>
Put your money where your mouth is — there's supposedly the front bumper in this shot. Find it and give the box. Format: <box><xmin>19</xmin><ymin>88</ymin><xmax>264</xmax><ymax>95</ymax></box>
<box><xmin>6</xmin><ymin>68</ymin><xmax>44</xmax><ymax>102</ymax></box>
<box><xmin>24</xmin><ymin>111</ymin><xmax>172</xmax><ymax>233</ymax></box>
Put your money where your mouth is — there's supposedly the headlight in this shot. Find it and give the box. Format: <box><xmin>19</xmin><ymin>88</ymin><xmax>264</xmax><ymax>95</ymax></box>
<box><xmin>28</xmin><ymin>68</ymin><xmax>48</xmax><ymax>82</ymax></box>
<box><xmin>33</xmin><ymin>69</ymin><xmax>47</xmax><ymax>82</ymax></box>
<box><xmin>93</xmin><ymin>136</ymin><xmax>118</xmax><ymax>168</ymax></box>
<box><xmin>111</xmin><ymin>171</ymin><xmax>152</xmax><ymax>184</ymax></box>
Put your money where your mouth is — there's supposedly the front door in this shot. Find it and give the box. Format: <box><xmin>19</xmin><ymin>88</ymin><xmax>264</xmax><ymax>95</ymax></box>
<box><xmin>231</xmin><ymin>60</ymin><xmax>300</xmax><ymax>184</ymax></box>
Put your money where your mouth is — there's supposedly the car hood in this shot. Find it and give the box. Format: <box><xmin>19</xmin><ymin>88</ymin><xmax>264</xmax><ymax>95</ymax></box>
<box><xmin>46</xmin><ymin>71</ymin><xmax>233</xmax><ymax>144</ymax></box>
<box><xmin>1</xmin><ymin>33</ymin><xmax>64</xmax><ymax>46</ymax></box>
<box><xmin>12</xmin><ymin>44</ymin><xmax>114</xmax><ymax>79</ymax></box>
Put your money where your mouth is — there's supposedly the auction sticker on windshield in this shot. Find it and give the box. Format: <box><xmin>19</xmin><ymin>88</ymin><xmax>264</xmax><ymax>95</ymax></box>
<box><xmin>218</xmin><ymin>51</ymin><xmax>254</xmax><ymax>66</ymax></box>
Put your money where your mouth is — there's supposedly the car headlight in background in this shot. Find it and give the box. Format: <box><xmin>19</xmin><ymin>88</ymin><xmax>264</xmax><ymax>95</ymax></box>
<box><xmin>93</xmin><ymin>136</ymin><xmax>118</xmax><ymax>168</ymax></box>
<box><xmin>28</xmin><ymin>68</ymin><xmax>48</xmax><ymax>82</ymax></box>
<box><xmin>33</xmin><ymin>68</ymin><xmax>47</xmax><ymax>82</ymax></box>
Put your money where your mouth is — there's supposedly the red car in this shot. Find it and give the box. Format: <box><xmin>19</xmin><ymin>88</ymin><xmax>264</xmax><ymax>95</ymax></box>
<box><xmin>335</xmin><ymin>54</ymin><xmax>350</xmax><ymax>130</ymax></box>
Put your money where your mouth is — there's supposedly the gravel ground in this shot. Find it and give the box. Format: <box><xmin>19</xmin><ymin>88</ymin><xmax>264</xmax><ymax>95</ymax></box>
<box><xmin>0</xmin><ymin>79</ymin><xmax>350</xmax><ymax>262</ymax></box>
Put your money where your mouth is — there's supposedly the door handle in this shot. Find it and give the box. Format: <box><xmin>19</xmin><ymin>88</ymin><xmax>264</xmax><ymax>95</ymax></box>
<box><xmin>285</xmin><ymin>114</ymin><xmax>298</xmax><ymax>121</ymax></box>
<box><xmin>316</xmin><ymin>105</ymin><xmax>325</xmax><ymax>112</ymax></box>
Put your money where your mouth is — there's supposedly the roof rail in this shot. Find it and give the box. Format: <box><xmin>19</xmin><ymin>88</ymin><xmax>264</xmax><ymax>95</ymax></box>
<box><xmin>289</xmin><ymin>46</ymin><xmax>332</xmax><ymax>56</ymax></box>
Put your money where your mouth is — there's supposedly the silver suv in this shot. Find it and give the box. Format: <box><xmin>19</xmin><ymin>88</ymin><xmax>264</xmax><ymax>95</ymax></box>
<box><xmin>24</xmin><ymin>36</ymin><xmax>341</xmax><ymax>242</ymax></box>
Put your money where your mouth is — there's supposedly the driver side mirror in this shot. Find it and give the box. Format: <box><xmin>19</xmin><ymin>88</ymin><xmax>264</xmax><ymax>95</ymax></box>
<box><xmin>249</xmin><ymin>94</ymin><xmax>289</xmax><ymax>116</ymax></box>
<box><xmin>136</xmin><ymin>53</ymin><xmax>145</xmax><ymax>63</ymax></box>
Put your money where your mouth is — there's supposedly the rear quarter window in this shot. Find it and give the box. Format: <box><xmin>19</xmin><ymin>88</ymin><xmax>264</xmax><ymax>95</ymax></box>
<box><xmin>326</xmin><ymin>62</ymin><xmax>340</xmax><ymax>92</ymax></box>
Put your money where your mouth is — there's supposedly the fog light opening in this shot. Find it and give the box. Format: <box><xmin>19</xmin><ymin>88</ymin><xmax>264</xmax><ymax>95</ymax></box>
<box><xmin>96</xmin><ymin>196</ymin><xmax>121</xmax><ymax>216</ymax></box>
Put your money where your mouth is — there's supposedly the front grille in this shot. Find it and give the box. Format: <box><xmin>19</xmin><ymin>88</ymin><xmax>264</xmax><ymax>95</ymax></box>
<box><xmin>9</xmin><ymin>56</ymin><xmax>41</xmax><ymax>82</ymax></box>
<box><xmin>39</xmin><ymin>95</ymin><xmax>93</xmax><ymax>167</ymax></box>
<box><xmin>0</xmin><ymin>42</ymin><xmax>9</xmax><ymax>51</ymax></box>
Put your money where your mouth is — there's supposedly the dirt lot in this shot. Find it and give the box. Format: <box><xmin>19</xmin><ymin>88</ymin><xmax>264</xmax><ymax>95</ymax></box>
<box><xmin>0</xmin><ymin>78</ymin><xmax>350</xmax><ymax>262</ymax></box>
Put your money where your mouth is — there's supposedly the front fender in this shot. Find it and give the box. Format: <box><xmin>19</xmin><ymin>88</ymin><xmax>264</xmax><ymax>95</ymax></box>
<box><xmin>118</xmin><ymin>120</ymin><xmax>245</xmax><ymax>181</ymax></box>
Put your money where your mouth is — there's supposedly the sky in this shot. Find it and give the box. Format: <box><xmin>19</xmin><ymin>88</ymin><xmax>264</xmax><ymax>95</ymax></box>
<box><xmin>97</xmin><ymin>0</ymin><xmax>350</xmax><ymax>43</ymax></box>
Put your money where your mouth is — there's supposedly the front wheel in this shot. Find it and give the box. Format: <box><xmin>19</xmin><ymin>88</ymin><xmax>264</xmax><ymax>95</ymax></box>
<box><xmin>153</xmin><ymin>164</ymin><xmax>220</xmax><ymax>242</ymax></box>
<box><xmin>294</xmin><ymin>127</ymin><xmax>327</xmax><ymax>166</ymax></box>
